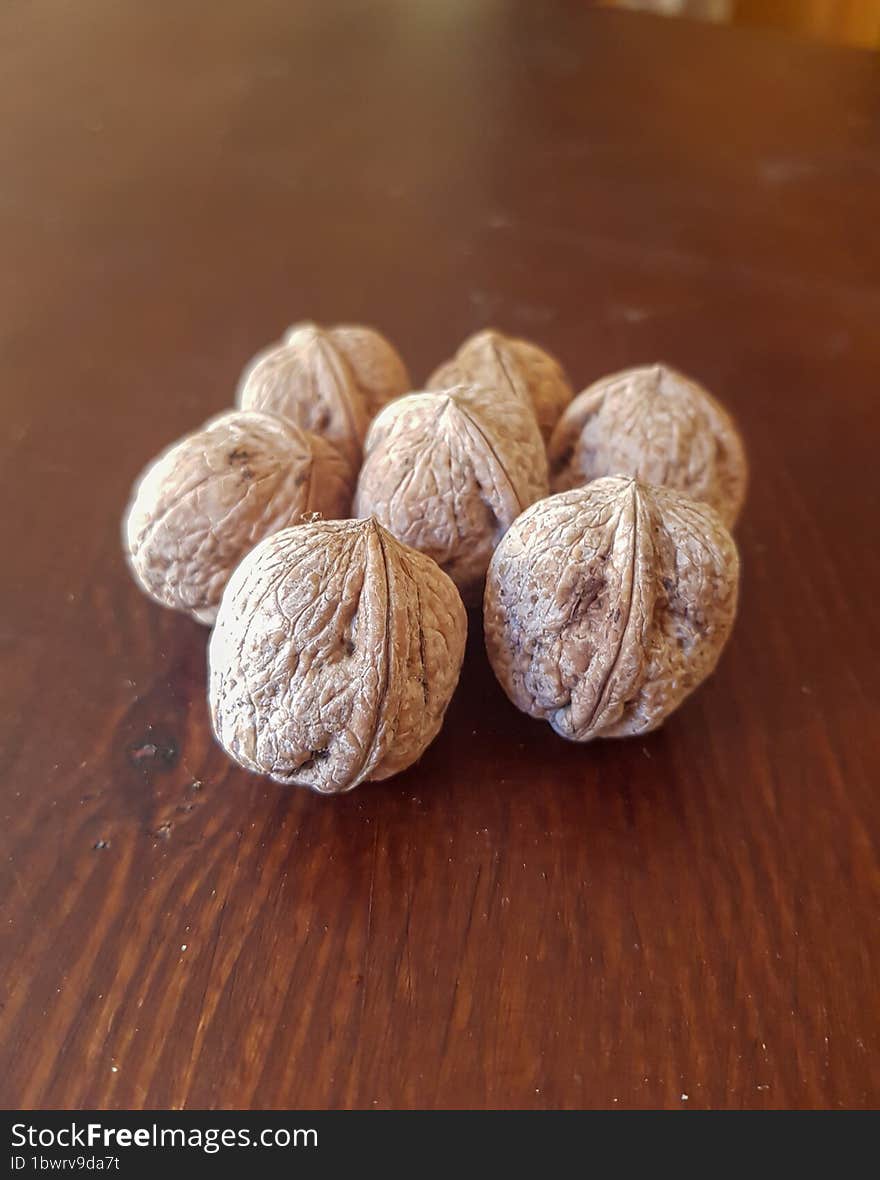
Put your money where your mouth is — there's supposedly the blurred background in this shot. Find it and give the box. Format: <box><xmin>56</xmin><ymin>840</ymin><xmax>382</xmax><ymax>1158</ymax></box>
<box><xmin>597</xmin><ymin>0</ymin><xmax>880</xmax><ymax>48</ymax></box>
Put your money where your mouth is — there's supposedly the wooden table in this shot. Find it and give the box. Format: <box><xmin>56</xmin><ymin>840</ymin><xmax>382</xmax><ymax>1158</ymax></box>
<box><xmin>1</xmin><ymin>2</ymin><xmax>878</xmax><ymax>1111</ymax></box>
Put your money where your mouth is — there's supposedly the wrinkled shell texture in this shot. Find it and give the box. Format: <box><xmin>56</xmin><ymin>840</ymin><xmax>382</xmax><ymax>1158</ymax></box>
<box><xmin>209</xmin><ymin>518</ymin><xmax>467</xmax><ymax>793</ymax></box>
<box><xmin>427</xmin><ymin>328</ymin><xmax>573</xmax><ymax>443</ymax></box>
<box><xmin>484</xmin><ymin>477</ymin><xmax>739</xmax><ymax>742</ymax></box>
<box><xmin>237</xmin><ymin>321</ymin><xmax>410</xmax><ymax>463</ymax></box>
<box><xmin>124</xmin><ymin>410</ymin><xmax>353</xmax><ymax>625</ymax></box>
<box><xmin>354</xmin><ymin>383</ymin><xmax>549</xmax><ymax>604</ymax></box>
<box><xmin>548</xmin><ymin>364</ymin><xmax>748</xmax><ymax>527</ymax></box>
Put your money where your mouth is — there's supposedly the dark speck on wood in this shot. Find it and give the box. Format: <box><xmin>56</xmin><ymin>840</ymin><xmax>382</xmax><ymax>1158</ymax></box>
<box><xmin>129</xmin><ymin>738</ymin><xmax>177</xmax><ymax>768</ymax></box>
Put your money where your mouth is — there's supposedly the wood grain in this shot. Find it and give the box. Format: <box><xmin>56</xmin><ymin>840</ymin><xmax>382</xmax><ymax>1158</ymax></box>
<box><xmin>1</xmin><ymin>1</ymin><xmax>878</xmax><ymax>1110</ymax></box>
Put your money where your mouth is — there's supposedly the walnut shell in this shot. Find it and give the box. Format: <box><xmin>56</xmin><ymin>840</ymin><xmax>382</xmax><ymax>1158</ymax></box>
<box><xmin>427</xmin><ymin>328</ymin><xmax>573</xmax><ymax>443</ymax></box>
<box><xmin>208</xmin><ymin>518</ymin><xmax>467</xmax><ymax>793</ymax></box>
<box><xmin>484</xmin><ymin>477</ymin><xmax>739</xmax><ymax>741</ymax></box>
<box><xmin>237</xmin><ymin>321</ymin><xmax>410</xmax><ymax>464</ymax></box>
<box><xmin>354</xmin><ymin>383</ymin><xmax>549</xmax><ymax>604</ymax></box>
<box><xmin>124</xmin><ymin>410</ymin><xmax>353</xmax><ymax>625</ymax></box>
<box><xmin>547</xmin><ymin>364</ymin><xmax>748</xmax><ymax>527</ymax></box>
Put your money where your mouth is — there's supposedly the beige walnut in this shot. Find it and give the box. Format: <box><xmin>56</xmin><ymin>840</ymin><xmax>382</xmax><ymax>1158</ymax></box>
<box><xmin>209</xmin><ymin>518</ymin><xmax>467</xmax><ymax>793</ymax></box>
<box><xmin>484</xmin><ymin>477</ymin><xmax>739</xmax><ymax>741</ymax></box>
<box><xmin>124</xmin><ymin>410</ymin><xmax>353</xmax><ymax>625</ymax></box>
<box><xmin>237</xmin><ymin>321</ymin><xmax>410</xmax><ymax>464</ymax></box>
<box><xmin>354</xmin><ymin>383</ymin><xmax>549</xmax><ymax>605</ymax></box>
<box><xmin>547</xmin><ymin>364</ymin><xmax>747</xmax><ymax>527</ymax></box>
<box><xmin>427</xmin><ymin>328</ymin><xmax>573</xmax><ymax>443</ymax></box>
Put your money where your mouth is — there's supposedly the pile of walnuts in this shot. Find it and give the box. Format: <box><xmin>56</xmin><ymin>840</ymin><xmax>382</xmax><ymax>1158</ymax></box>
<box><xmin>124</xmin><ymin>323</ymin><xmax>745</xmax><ymax>794</ymax></box>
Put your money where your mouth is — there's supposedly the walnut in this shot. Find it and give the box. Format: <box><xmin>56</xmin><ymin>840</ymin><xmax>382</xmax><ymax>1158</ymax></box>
<box><xmin>427</xmin><ymin>328</ymin><xmax>573</xmax><ymax>443</ymax></box>
<box><xmin>237</xmin><ymin>321</ymin><xmax>410</xmax><ymax>463</ymax></box>
<box><xmin>484</xmin><ymin>477</ymin><xmax>739</xmax><ymax>741</ymax></box>
<box><xmin>354</xmin><ymin>382</ymin><xmax>549</xmax><ymax>604</ymax></box>
<box><xmin>547</xmin><ymin>364</ymin><xmax>747</xmax><ymax>527</ymax></box>
<box><xmin>123</xmin><ymin>410</ymin><xmax>353</xmax><ymax>625</ymax></box>
<box><xmin>208</xmin><ymin>518</ymin><xmax>467</xmax><ymax>792</ymax></box>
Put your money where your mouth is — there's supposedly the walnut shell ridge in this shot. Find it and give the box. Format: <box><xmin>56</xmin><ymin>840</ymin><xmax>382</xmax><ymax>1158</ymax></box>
<box><xmin>123</xmin><ymin>410</ymin><xmax>354</xmax><ymax>625</ymax></box>
<box><xmin>547</xmin><ymin>364</ymin><xmax>748</xmax><ymax>527</ymax></box>
<box><xmin>237</xmin><ymin>321</ymin><xmax>410</xmax><ymax>464</ymax></box>
<box><xmin>354</xmin><ymin>382</ymin><xmax>549</xmax><ymax>604</ymax></box>
<box><xmin>208</xmin><ymin>518</ymin><xmax>467</xmax><ymax>793</ymax></box>
<box><xmin>427</xmin><ymin>328</ymin><xmax>573</xmax><ymax>443</ymax></box>
<box><xmin>484</xmin><ymin>477</ymin><xmax>739</xmax><ymax>742</ymax></box>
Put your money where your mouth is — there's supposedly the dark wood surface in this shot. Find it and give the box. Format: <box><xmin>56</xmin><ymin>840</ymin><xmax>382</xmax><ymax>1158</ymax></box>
<box><xmin>1</xmin><ymin>1</ymin><xmax>879</xmax><ymax>1111</ymax></box>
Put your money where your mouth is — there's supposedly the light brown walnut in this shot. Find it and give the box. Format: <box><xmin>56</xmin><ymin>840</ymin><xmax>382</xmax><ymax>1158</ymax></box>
<box><xmin>123</xmin><ymin>410</ymin><xmax>353</xmax><ymax>625</ymax></box>
<box><xmin>237</xmin><ymin>321</ymin><xmax>410</xmax><ymax>464</ymax></box>
<box><xmin>354</xmin><ymin>382</ymin><xmax>549</xmax><ymax>604</ymax></box>
<box><xmin>547</xmin><ymin>363</ymin><xmax>747</xmax><ymax>526</ymax></box>
<box><xmin>427</xmin><ymin>328</ymin><xmax>573</xmax><ymax>443</ymax></box>
<box><xmin>484</xmin><ymin>477</ymin><xmax>739</xmax><ymax>742</ymax></box>
<box><xmin>208</xmin><ymin>518</ymin><xmax>467</xmax><ymax>793</ymax></box>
